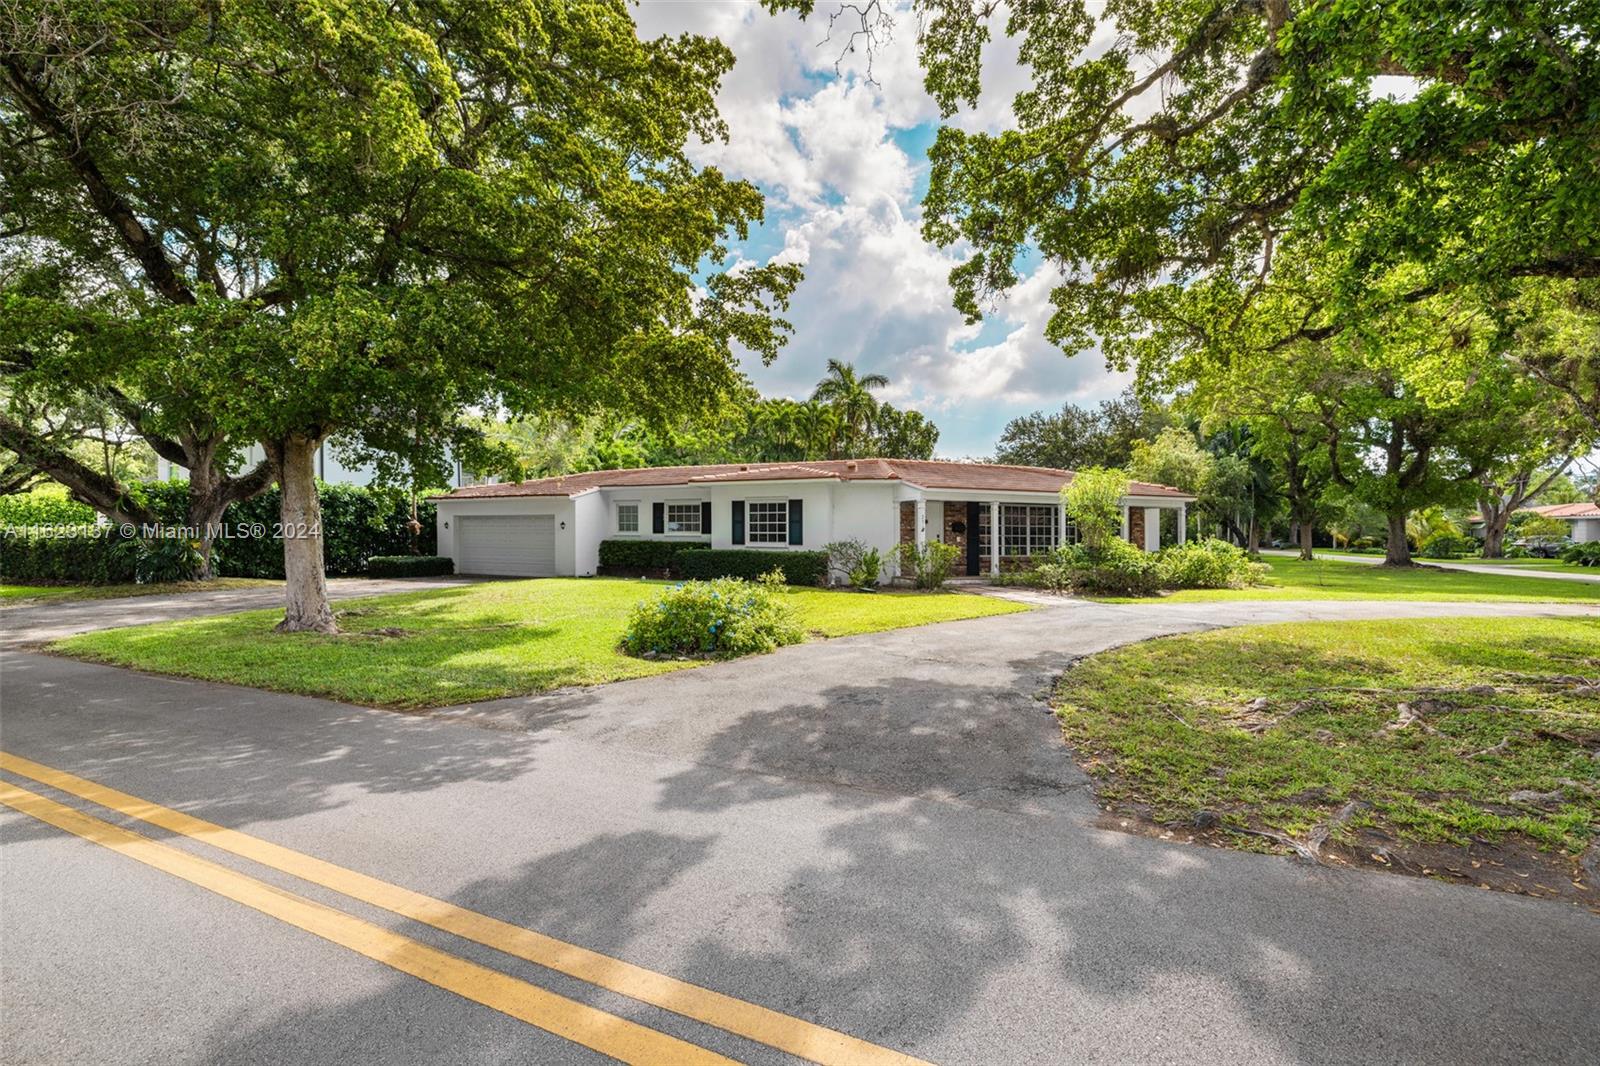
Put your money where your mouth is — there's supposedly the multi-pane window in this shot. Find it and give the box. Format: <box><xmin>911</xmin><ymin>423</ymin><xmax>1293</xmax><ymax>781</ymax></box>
<box><xmin>1000</xmin><ymin>504</ymin><xmax>1059</xmax><ymax>556</ymax></box>
<box><xmin>617</xmin><ymin>502</ymin><xmax>639</xmax><ymax>534</ymax></box>
<box><xmin>747</xmin><ymin>500</ymin><xmax>789</xmax><ymax>544</ymax></box>
<box><xmin>666</xmin><ymin>502</ymin><xmax>702</xmax><ymax>534</ymax></box>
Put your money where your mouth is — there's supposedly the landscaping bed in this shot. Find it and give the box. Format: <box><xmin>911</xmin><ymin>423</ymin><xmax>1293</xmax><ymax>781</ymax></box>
<box><xmin>1054</xmin><ymin>617</ymin><xmax>1600</xmax><ymax>908</ymax></box>
<box><xmin>54</xmin><ymin>577</ymin><xmax>1026</xmax><ymax>708</ymax></box>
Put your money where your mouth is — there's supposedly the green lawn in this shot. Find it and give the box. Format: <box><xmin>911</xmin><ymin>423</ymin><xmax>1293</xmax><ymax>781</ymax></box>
<box><xmin>56</xmin><ymin>578</ymin><xmax>1026</xmax><ymax>708</ymax></box>
<box><xmin>1095</xmin><ymin>556</ymin><xmax>1600</xmax><ymax>603</ymax></box>
<box><xmin>1313</xmin><ymin>551</ymin><xmax>1591</xmax><ymax>573</ymax></box>
<box><xmin>1</xmin><ymin>578</ymin><xmax>279</xmax><ymax>607</ymax></box>
<box><xmin>1054</xmin><ymin>617</ymin><xmax>1600</xmax><ymax>855</ymax></box>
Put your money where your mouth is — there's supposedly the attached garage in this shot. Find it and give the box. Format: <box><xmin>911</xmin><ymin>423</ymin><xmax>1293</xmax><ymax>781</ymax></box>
<box><xmin>454</xmin><ymin>514</ymin><xmax>556</xmax><ymax>577</ymax></box>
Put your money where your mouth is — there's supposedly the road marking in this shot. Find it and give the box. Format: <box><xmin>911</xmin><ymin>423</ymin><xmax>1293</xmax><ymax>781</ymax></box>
<box><xmin>0</xmin><ymin>781</ymin><xmax>735</xmax><ymax>1066</ymax></box>
<box><xmin>0</xmin><ymin>751</ymin><xmax>930</xmax><ymax>1066</ymax></box>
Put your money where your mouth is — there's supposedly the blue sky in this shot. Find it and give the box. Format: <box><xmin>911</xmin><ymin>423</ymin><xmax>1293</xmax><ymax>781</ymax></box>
<box><xmin>635</xmin><ymin>2</ymin><xmax>1132</xmax><ymax>458</ymax></box>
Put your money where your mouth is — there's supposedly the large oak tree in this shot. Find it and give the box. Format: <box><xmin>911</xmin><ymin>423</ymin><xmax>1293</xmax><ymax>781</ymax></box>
<box><xmin>2</xmin><ymin>0</ymin><xmax>798</xmax><ymax>628</ymax></box>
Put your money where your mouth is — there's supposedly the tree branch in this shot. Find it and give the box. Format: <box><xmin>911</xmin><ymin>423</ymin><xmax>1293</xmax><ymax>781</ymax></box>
<box><xmin>0</xmin><ymin>59</ymin><xmax>195</xmax><ymax>305</ymax></box>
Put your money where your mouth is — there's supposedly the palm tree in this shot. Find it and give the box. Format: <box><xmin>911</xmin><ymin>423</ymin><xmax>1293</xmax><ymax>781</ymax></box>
<box><xmin>811</xmin><ymin>359</ymin><xmax>888</xmax><ymax>455</ymax></box>
<box><xmin>796</xmin><ymin>401</ymin><xmax>842</xmax><ymax>460</ymax></box>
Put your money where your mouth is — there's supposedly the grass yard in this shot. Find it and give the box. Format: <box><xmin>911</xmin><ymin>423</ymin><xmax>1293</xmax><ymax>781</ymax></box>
<box><xmin>55</xmin><ymin>577</ymin><xmax>1026</xmax><ymax>708</ymax></box>
<box><xmin>1055</xmin><ymin>617</ymin><xmax>1600</xmax><ymax>901</ymax></box>
<box><xmin>1315</xmin><ymin>551</ymin><xmax>1592</xmax><ymax>573</ymax></box>
<box><xmin>1095</xmin><ymin>555</ymin><xmax>1600</xmax><ymax>603</ymax></box>
<box><xmin>0</xmin><ymin>578</ymin><xmax>278</xmax><ymax>608</ymax></box>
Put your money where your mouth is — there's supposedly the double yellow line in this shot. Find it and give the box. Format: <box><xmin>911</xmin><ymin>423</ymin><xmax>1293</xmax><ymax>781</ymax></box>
<box><xmin>0</xmin><ymin>751</ymin><xmax>929</xmax><ymax>1066</ymax></box>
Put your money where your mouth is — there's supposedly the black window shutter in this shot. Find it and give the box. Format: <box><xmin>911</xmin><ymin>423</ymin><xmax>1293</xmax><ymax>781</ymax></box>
<box><xmin>701</xmin><ymin>501</ymin><xmax>712</xmax><ymax>536</ymax></box>
<box><xmin>966</xmin><ymin>501</ymin><xmax>981</xmax><ymax>575</ymax></box>
<box><xmin>652</xmin><ymin>502</ymin><xmax>664</xmax><ymax>534</ymax></box>
<box><xmin>788</xmin><ymin>499</ymin><xmax>804</xmax><ymax>545</ymax></box>
<box><xmin>731</xmin><ymin>500</ymin><xmax>745</xmax><ymax>544</ymax></box>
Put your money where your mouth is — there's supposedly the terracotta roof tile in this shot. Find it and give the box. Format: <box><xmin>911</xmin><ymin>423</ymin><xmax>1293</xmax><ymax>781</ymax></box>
<box><xmin>432</xmin><ymin>458</ymin><xmax>1195</xmax><ymax>500</ymax></box>
<box><xmin>1526</xmin><ymin>502</ymin><xmax>1600</xmax><ymax>519</ymax></box>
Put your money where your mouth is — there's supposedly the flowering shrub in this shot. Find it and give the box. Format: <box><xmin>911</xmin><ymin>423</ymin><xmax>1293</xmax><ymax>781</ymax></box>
<box><xmin>622</xmin><ymin>571</ymin><xmax>804</xmax><ymax>659</ymax></box>
<box><xmin>1155</xmin><ymin>538</ymin><xmax>1268</xmax><ymax>589</ymax></box>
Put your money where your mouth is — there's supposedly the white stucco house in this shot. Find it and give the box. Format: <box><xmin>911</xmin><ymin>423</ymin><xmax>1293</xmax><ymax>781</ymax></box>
<box><xmin>430</xmin><ymin>459</ymin><xmax>1196</xmax><ymax>578</ymax></box>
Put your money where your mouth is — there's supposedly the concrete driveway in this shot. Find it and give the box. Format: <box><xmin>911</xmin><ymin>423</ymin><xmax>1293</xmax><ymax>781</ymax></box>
<box><xmin>3</xmin><ymin>594</ymin><xmax>1598</xmax><ymax>1064</ymax></box>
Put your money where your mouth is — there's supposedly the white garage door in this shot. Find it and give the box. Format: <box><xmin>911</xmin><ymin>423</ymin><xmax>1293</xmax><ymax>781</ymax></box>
<box><xmin>455</xmin><ymin>515</ymin><xmax>557</xmax><ymax>576</ymax></box>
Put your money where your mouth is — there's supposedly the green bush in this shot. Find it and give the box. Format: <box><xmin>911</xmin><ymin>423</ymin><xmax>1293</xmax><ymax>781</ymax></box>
<box><xmin>0</xmin><ymin>527</ymin><xmax>137</xmax><ymax>584</ymax></box>
<box><xmin>849</xmin><ymin>548</ymin><xmax>883</xmax><ymax>590</ymax></box>
<box><xmin>597</xmin><ymin>538</ymin><xmax>710</xmax><ymax>574</ymax></box>
<box><xmin>1504</xmin><ymin>545</ymin><xmax>1531</xmax><ymax>558</ymax></box>
<box><xmin>676</xmin><ymin>548</ymin><xmax>829</xmax><ymax>586</ymax></box>
<box><xmin>1419</xmin><ymin>531</ymin><xmax>1475</xmax><ymax>559</ymax></box>
<box><xmin>131</xmin><ymin>535</ymin><xmax>208</xmax><ymax>583</ymax></box>
<box><xmin>895</xmin><ymin>541</ymin><xmax>960</xmax><ymax>589</ymax></box>
<box><xmin>367</xmin><ymin>555</ymin><xmax>455</xmax><ymax>577</ymax></box>
<box><xmin>0</xmin><ymin>487</ymin><xmax>97</xmax><ymax>527</ymax></box>
<box><xmin>823</xmin><ymin>539</ymin><xmax>880</xmax><ymax>588</ymax></box>
<box><xmin>1156</xmin><ymin>538</ymin><xmax>1268</xmax><ymax>589</ymax></box>
<box><xmin>622</xmin><ymin>572</ymin><xmax>804</xmax><ymax>659</ymax></box>
<box><xmin>1052</xmin><ymin>539</ymin><xmax>1162</xmax><ymax>596</ymax></box>
<box><xmin>1560</xmin><ymin>541</ymin><xmax>1600</xmax><ymax>567</ymax></box>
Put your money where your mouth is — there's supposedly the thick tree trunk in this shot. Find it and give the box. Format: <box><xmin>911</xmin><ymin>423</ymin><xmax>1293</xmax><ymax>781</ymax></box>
<box><xmin>1247</xmin><ymin>516</ymin><xmax>1260</xmax><ymax>554</ymax></box>
<box><xmin>184</xmin><ymin>497</ymin><xmax>228</xmax><ymax>580</ymax></box>
<box><xmin>1384</xmin><ymin>512</ymin><xmax>1414</xmax><ymax>566</ymax></box>
<box><xmin>268</xmin><ymin>433</ymin><xmax>337</xmax><ymax>633</ymax></box>
<box><xmin>1480</xmin><ymin>509</ymin><xmax>1509</xmax><ymax>559</ymax></box>
<box><xmin>1298</xmin><ymin>518</ymin><xmax>1315</xmax><ymax>561</ymax></box>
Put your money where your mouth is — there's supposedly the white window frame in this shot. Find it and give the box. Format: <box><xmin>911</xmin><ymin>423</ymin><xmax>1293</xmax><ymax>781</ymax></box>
<box><xmin>1000</xmin><ymin>504</ymin><xmax>1058</xmax><ymax>556</ymax></box>
<box><xmin>615</xmin><ymin>500</ymin><xmax>640</xmax><ymax>535</ymax></box>
<box><xmin>665</xmin><ymin>501</ymin><xmax>703</xmax><ymax>535</ymax></box>
<box><xmin>746</xmin><ymin>499</ymin><xmax>789</xmax><ymax>546</ymax></box>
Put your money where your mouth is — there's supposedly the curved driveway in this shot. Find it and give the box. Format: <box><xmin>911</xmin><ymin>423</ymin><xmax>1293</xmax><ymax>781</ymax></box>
<box><xmin>2</xmin><ymin>590</ymin><xmax>1597</xmax><ymax>1064</ymax></box>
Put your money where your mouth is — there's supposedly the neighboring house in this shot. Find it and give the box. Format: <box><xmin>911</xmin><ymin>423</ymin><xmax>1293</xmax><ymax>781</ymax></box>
<box><xmin>157</xmin><ymin>441</ymin><xmax>491</xmax><ymax>490</ymax></box>
<box><xmin>431</xmin><ymin>459</ymin><xmax>1196</xmax><ymax>578</ymax></box>
<box><xmin>1470</xmin><ymin>502</ymin><xmax>1600</xmax><ymax>543</ymax></box>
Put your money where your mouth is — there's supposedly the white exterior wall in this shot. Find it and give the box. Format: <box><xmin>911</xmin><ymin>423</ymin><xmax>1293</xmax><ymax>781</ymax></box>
<box><xmin>571</xmin><ymin>491</ymin><xmax>605</xmax><ymax>575</ymax></box>
<box><xmin>1571</xmin><ymin>517</ymin><xmax>1600</xmax><ymax>542</ymax></box>
<box><xmin>829</xmin><ymin>483</ymin><xmax>898</xmax><ymax>554</ymax></box>
<box><xmin>157</xmin><ymin>438</ymin><xmax>381</xmax><ymax>487</ymax></box>
<box><xmin>434</xmin><ymin>496</ymin><xmax>579</xmax><ymax>575</ymax></box>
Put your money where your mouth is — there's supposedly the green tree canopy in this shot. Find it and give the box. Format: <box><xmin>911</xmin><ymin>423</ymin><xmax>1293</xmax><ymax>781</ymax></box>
<box><xmin>994</xmin><ymin>389</ymin><xmax>1171</xmax><ymax>469</ymax></box>
<box><xmin>897</xmin><ymin>0</ymin><xmax>1600</xmax><ymax>378</ymax></box>
<box><xmin>2</xmin><ymin>0</ymin><xmax>799</xmax><ymax>627</ymax></box>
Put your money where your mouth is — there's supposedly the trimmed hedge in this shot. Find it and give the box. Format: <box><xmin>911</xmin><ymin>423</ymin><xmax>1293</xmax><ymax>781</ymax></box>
<box><xmin>126</xmin><ymin>480</ymin><xmax>437</xmax><ymax>578</ymax></box>
<box><xmin>597</xmin><ymin>539</ymin><xmax>710</xmax><ymax>575</ymax></box>
<box><xmin>0</xmin><ymin>488</ymin><xmax>97</xmax><ymax>528</ymax></box>
<box><xmin>367</xmin><ymin>554</ymin><xmax>455</xmax><ymax>578</ymax></box>
<box><xmin>676</xmin><ymin>548</ymin><xmax>829</xmax><ymax>586</ymax></box>
<box><xmin>0</xmin><ymin>527</ymin><xmax>137</xmax><ymax>584</ymax></box>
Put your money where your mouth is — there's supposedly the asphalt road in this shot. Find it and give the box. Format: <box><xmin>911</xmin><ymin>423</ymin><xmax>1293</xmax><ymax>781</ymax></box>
<box><xmin>3</xmin><ymin>594</ymin><xmax>1598</xmax><ymax>1064</ymax></box>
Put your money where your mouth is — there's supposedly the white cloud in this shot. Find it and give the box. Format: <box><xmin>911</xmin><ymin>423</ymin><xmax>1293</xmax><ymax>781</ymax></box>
<box><xmin>634</xmin><ymin>1</ymin><xmax>1129</xmax><ymax>456</ymax></box>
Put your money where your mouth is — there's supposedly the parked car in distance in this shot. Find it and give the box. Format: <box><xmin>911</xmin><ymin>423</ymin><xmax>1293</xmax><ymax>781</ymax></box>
<box><xmin>1513</xmin><ymin>535</ymin><xmax>1573</xmax><ymax>559</ymax></box>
